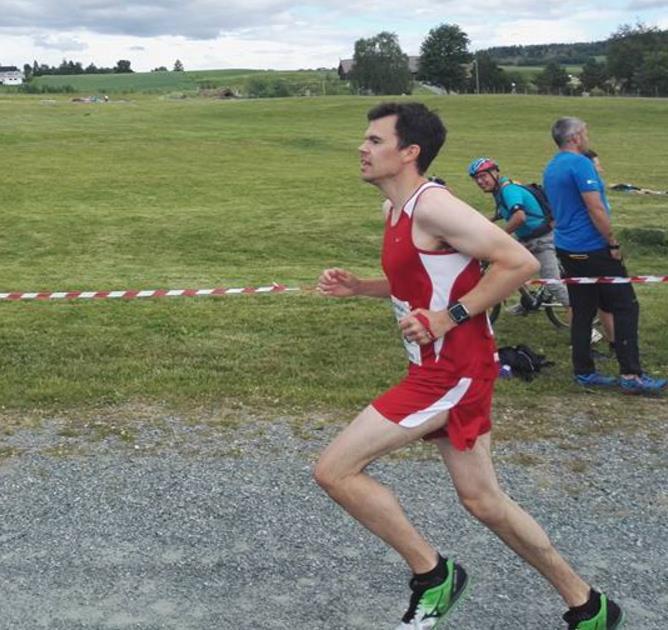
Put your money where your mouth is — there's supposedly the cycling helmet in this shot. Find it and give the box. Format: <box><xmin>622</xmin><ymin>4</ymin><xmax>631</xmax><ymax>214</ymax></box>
<box><xmin>468</xmin><ymin>157</ymin><xmax>499</xmax><ymax>177</ymax></box>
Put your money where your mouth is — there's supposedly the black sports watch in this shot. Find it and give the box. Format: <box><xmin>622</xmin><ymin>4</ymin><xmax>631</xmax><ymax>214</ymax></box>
<box><xmin>448</xmin><ymin>301</ymin><xmax>471</xmax><ymax>325</ymax></box>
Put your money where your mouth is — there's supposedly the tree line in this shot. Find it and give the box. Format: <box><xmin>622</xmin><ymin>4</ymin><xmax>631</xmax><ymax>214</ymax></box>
<box><xmin>22</xmin><ymin>59</ymin><xmax>186</xmax><ymax>80</ymax></box>
<box><xmin>349</xmin><ymin>23</ymin><xmax>668</xmax><ymax>97</ymax></box>
<box><xmin>482</xmin><ymin>41</ymin><xmax>608</xmax><ymax>66</ymax></box>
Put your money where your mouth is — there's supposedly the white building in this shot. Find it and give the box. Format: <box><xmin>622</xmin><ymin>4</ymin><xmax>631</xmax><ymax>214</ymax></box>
<box><xmin>0</xmin><ymin>66</ymin><xmax>24</xmax><ymax>85</ymax></box>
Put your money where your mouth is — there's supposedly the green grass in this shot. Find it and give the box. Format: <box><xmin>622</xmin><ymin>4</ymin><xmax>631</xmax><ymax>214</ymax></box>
<box><xmin>501</xmin><ymin>65</ymin><xmax>583</xmax><ymax>78</ymax></box>
<box><xmin>0</xmin><ymin>93</ymin><xmax>665</xmax><ymax>430</ymax></box>
<box><xmin>26</xmin><ymin>68</ymin><xmax>341</xmax><ymax>95</ymax></box>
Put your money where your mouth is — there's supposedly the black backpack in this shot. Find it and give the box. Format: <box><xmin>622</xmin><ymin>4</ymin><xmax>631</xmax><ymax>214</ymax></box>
<box><xmin>515</xmin><ymin>182</ymin><xmax>554</xmax><ymax>226</ymax></box>
<box><xmin>498</xmin><ymin>344</ymin><xmax>554</xmax><ymax>382</ymax></box>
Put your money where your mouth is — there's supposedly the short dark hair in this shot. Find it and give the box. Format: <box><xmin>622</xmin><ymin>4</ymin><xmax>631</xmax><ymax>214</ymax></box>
<box><xmin>367</xmin><ymin>102</ymin><xmax>447</xmax><ymax>174</ymax></box>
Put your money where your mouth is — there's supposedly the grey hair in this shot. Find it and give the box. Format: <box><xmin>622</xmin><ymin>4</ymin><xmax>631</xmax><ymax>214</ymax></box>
<box><xmin>551</xmin><ymin>117</ymin><xmax>586</xmax><ymax>147</ymax></box>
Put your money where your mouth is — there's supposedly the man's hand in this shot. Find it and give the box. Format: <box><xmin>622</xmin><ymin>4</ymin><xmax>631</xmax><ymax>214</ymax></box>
<box><xmin>609</xmin><ymin>245</ymin><xmax>623</xmax><ymax>261</ymax></box>
<box><xmin>399</xmin><ymin>308</ymin><xmax>455</xmax><ymax>345</ymax></box>
<box><xmin>317</xmin><ymin>268</ymin><xmax>361</xmax><ymax>297</ymax></box>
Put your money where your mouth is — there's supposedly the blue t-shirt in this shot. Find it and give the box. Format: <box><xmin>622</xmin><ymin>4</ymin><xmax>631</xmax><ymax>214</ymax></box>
<box><xmin>543</xmin><ymin>152</ymin><xmax>611</xmax><ymax>252</ymax></box>
<box><xmin>493</xmin><ymin>177</ymin><xmax>547</xmax><ymax>241</ymax></box>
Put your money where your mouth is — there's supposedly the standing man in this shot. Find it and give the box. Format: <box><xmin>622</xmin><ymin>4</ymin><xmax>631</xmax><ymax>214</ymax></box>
<box><xmin>315</xmin><ymin>102</ymin><xmax>624</xmax><ymax>629</ymax></box>
<box><xmin>467</xmin><ymin>157</ymin><xmax>571</xmax><ymax>313</ymax></box>
<box><xmin>543</xmin><ymin>117</ymin><xmax>666</xmax><ymax>393</ymax></box>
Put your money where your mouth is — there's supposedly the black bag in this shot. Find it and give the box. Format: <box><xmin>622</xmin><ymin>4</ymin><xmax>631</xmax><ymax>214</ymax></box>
<box><xmin>500</xmin><ymin>181</ymin><xmax>555</xmax><ymax>242</ymax></box>
<box><xmin>516</xmin><ymin>182</ymin><xmax>554</xmax><ymax>225</ymax></box>
<box><xmin>497</xmin><ymin>344</ymin><xmax>554</xmax><ymax>382</ymax></box>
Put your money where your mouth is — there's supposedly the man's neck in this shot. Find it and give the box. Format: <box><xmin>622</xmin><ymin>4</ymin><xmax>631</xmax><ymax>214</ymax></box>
<box><xmin>376</xmin><ymin>171</ymin><xmax>427</xmax><ymax>212</ymax></box>
<box><xmin>560</xmin><ymin>143</ymin><xmax>581</xmax><ymax>154</ymax></box>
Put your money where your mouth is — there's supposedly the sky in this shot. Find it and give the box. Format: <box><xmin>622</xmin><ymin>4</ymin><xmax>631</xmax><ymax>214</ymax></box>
<box><xmin>2</xmin><ymin>1</ymin><xmax>668</xmax><ymax>72</ymax></box>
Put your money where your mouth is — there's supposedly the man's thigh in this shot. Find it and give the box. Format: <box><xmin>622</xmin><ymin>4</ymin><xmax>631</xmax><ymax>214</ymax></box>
<box><xmin>434</xmin><ymin>432</ymin><xmax>500</xmax><ymax>498</ymax></box>
<box><xmin>317</xmin><ymin>405</ymin><xmax>448</xmax><ymax>479</ymax></box>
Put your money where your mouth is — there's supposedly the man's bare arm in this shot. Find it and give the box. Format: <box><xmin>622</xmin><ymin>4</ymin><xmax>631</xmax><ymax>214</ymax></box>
<box><xmin>318</xmin><ymin>268</ymin><xmax>390</xmax><ymax>298</ymax></box>
<box><xmin>581</xmin><ymin>191</ymin><xmax>617</xmax><ymax>244</ymax></box>
<box><xmin>400</xmin><ymin>189</ymin><xmax>538</xmax><ymax>343</ymax></box>
<box><xmin>581</xmin><ymin>191</ymin><xmax>621</xmax><ymax>260</ymax></box>
<box><xmin>504</xmin><ymin>209</ymin><xmax>526</xmax><ymax>235</ymax></box>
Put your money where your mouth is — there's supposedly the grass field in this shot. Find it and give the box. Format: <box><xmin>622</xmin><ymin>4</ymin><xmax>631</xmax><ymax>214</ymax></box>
<box><xmin>0</xmin><ymin>93</ymin><xmax>665</xmax><ymax>436</ymax></box>
<box><xmin>27</xmin><ymin>68</ymin><xmax>343</xmax><ymax>95</ymax></box>
<box><xmin>501</xmin><ymin>65</ymin><xmax>583</xmax><ymax>78</ymax></box>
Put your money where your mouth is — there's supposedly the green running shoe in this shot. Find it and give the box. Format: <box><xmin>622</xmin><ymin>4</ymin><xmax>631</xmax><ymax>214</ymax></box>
<box><xmin>395</xmin><ymin>558</ymin><xmax>469</xmax><ymax>629</ymax></box>
<box><xmin>563</xmin><ymin>591</ymin><xmax>625</xmax><ymax>629</ymax></box>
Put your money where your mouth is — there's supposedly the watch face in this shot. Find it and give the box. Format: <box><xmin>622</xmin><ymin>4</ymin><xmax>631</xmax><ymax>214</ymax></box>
<box><xmin>449</xmin><ymin>303</ymin><xmax>469</xmax><ymax>323</ymax></box>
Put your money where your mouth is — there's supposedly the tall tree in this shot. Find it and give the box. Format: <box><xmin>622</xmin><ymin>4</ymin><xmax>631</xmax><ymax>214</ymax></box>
<box><xmin>606</xmin><ymin>23</ymin><xmax>665</xmax><ymax>92</ymax></box>
<box><xmin>114</xmin><ymin>59</ymin><xmax>133</xmax><ymax>73</ymax></box>
<box><xmin>535</xmin><ymin>61</ymin><xmax>570</xmax><ymax>93</ymax></box>
<box><xmin>349</xmin><ymin>32</ymin><xmax>412</xmax><ymax>95</ymax></box>
<box><xmin>419</xmin><ymin>23</ymin><xmax>471</xmax><ymax>93</ymax></box>
<box><xmin>469</xmin><ymin>52</ymin><xmax>509</xmax><ymax>93</ymax></box>
<box><xmin>579</xmin><ymin>57</ymin><xmax>608</xmax><ymax>92</ymax></box>
<box><xmin>635</xmin><ymin>50</ymin><xmax>668</xmax><ymax>97</ymax></box>
<box><xmin>173</xmin><ymin>59</ymin><xmax>184</xmax><ymax>72</ymax></box>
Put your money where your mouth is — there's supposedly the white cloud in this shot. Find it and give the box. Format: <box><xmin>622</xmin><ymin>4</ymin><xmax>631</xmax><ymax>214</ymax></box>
<box><xmin>32</xmin><ymin>34</ymin><xmax>88</xmax><ymax>52</ymax></box>
<box><xmin>1</xmin><ymin>1</ymin><xmax>665</xmax><ymax>71</ymax></box>
<box><xmin>627</xmin><ymin>0</ymin><xmax>668</xmax><ymax>8</ymax></box>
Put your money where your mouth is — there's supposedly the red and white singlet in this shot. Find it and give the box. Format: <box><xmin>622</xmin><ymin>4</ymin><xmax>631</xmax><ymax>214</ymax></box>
<box><xmin>371</xmin><ymin>181</ymin><xmax>498</xmax><ymax>450</ymax></box>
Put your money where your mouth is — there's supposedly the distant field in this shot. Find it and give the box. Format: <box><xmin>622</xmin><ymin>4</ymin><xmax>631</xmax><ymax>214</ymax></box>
<box><xmin>501</xmin><ymin>65</ymin><xmax>583</xmax><ymax>78</ymax></box>
<box><xmin>29</xmin><ymin>68</ymin><xmax>342</xmax><ymax>94</ymax></box>
<box><xmin>0</xmin><ymin>93</ymin><xmax>665</xmax><ymax>419</ymax></box>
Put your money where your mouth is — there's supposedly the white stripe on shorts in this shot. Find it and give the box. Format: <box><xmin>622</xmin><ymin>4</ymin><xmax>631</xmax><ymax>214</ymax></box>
<box><xmin>398</xmin><ymin>377</ymin><xmax>472</xmax><ymax>429</ymax></box>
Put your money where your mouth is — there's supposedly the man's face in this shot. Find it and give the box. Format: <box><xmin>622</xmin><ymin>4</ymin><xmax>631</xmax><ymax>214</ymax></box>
<box><xmin>574</xmin><ymin>125</ymin><xmax>590</xmax><ymax>153</ymax></box>
<box><xmin>473</xmin><ymin>170</ymin><xmax>498</xmax><ymax>193</ymax></box>
<box><xmin>358</xmin><ymin>115</ymin><xmax>412</xmax><ymax>183</ymax></box>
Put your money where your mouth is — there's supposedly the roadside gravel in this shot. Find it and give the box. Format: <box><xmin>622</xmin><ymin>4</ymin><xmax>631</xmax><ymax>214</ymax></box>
<box><xmin>0</xmin><ymin>408</ymin><xmax>666</xmax><ymax>630</ymax></box>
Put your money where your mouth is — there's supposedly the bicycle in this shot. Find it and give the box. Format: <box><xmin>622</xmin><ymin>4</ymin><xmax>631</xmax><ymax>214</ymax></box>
<box><xmin>488</xmin><ymin>282</ymin><xmax>569</xmax><ymax>329</ymax></box>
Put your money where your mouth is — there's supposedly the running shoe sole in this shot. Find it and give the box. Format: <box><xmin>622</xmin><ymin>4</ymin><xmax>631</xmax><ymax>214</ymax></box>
<box><xmin>432</xmin><ymin>571</ymin><xmax>471</xmax><ymax>629</ymax></box>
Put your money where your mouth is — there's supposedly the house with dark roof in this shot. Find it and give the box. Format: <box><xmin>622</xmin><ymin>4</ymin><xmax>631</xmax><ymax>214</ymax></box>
<box><xmin>338</xmin><ymin>56</ymin><xmax>420</xmax><ymax>80</ymax></box>
<box><xmin>0</xmin><ymin>66</ymin><xmax>23</xmax><ymax>85</ymax></box>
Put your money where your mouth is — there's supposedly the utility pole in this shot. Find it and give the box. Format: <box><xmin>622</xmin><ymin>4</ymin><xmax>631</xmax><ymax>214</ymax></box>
<box><xmin>474</xmin><ymin>57</ymin><xmax>480</xmax><ymax>94</ymax></box>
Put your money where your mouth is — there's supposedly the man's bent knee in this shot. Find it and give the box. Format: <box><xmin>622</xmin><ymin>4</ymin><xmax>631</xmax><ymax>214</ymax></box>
<box><xmin>313</xmin><ymin>454</ymin><xmax>354</xmax><ymax>498</ymax></box>
<box><xmin>459</xmin><ymin>490</ymin><xmax>508</xmax><ymax>526</ymax></box>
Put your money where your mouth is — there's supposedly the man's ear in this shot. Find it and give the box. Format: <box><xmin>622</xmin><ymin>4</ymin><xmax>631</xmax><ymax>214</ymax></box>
<box><xmin>402</xmin><ymin>143</ymin><xmax>421</xmax><ymax>166</ymax></box>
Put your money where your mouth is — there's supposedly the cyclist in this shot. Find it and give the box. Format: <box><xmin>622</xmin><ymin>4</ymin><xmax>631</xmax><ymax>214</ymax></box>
<box><xmin>468</xmin><ymin>157</ymin><xmax>572</xmax><ymax>317</ymax></box>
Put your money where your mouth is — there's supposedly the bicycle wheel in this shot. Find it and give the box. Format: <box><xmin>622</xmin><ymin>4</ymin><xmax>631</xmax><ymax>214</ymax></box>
<box><xmin>544</xmin><ymin>304</ymin><xmax>570</xmax><ymax>329</ymax></box>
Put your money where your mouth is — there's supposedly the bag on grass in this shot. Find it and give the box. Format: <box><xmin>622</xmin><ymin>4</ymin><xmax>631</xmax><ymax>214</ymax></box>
<box><xmin>497</xmin><ymin>344</ymin><xmax>554</xmax><ymax>382</ymax></box>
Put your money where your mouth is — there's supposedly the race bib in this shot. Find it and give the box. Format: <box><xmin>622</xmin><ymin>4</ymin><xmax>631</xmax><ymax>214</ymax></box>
<box><xmin>391</xmin><ymin>296</ymin><xmax>422</xmax><ymax>366</ymax></box>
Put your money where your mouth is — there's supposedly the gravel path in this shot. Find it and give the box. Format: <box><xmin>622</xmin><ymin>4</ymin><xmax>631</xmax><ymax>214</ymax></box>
<box><xmin>0</xmin><ymin>410</ymin><xmax>666</xmax><ymax>630</ymax></box>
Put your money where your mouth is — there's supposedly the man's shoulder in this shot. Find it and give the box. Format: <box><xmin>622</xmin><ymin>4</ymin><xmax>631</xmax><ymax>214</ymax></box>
<box><xmin>498</xmin><ymin>180</ymin><xmax>525</xmax><ymax>203</ymax></box>
<box><xmin>416</xmin><ymin>185</ymin><xmax>479</xmax><ymax>222</ymax></box>
<box><xmin>548</xmin><ymin>151</ymin><xmax>588</xmax><ymax>169</ymax></box>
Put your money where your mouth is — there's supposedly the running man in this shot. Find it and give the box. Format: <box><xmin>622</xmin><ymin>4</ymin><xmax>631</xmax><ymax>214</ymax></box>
<box><xmin>315</xmin><ymin>102</ymin><xmax>624</xmax><ymax>629</ymax></box>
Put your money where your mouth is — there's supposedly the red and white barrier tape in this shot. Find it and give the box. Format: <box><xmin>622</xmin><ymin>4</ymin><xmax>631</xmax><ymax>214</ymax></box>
<box><xmin>528</xmin><ymin>275</ymin><xmax>667</xmax><ymax>286</ymax></box>
<box><xmin>0</xmin><ymin>283</ymin><xmax>301</xmax><ymax>302</ymax></box>
<box><xmin>0</xmin><ymin>276</ymin><xmax>665</xmax><ymax>302</ymax></box>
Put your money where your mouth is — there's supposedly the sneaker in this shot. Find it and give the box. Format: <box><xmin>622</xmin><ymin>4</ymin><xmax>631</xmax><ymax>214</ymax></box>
<box><xmin>575</xmin><ymin>373</ymin><xmax>617</xmax><ymax>387</ymax></box>
<box><xmin>563</xmin><ymin>591</ymin><xmax>624</xmax><ymax>629</ymax></box>
<box><xmin>396</xmin><ymin>558</ymin><xmax>469</xmax><ymax>629</ymax></box>
<box><xmin>619</xmin><ymin>373</ymin><xmax>667</xmax><ymax>395</ymax></box>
